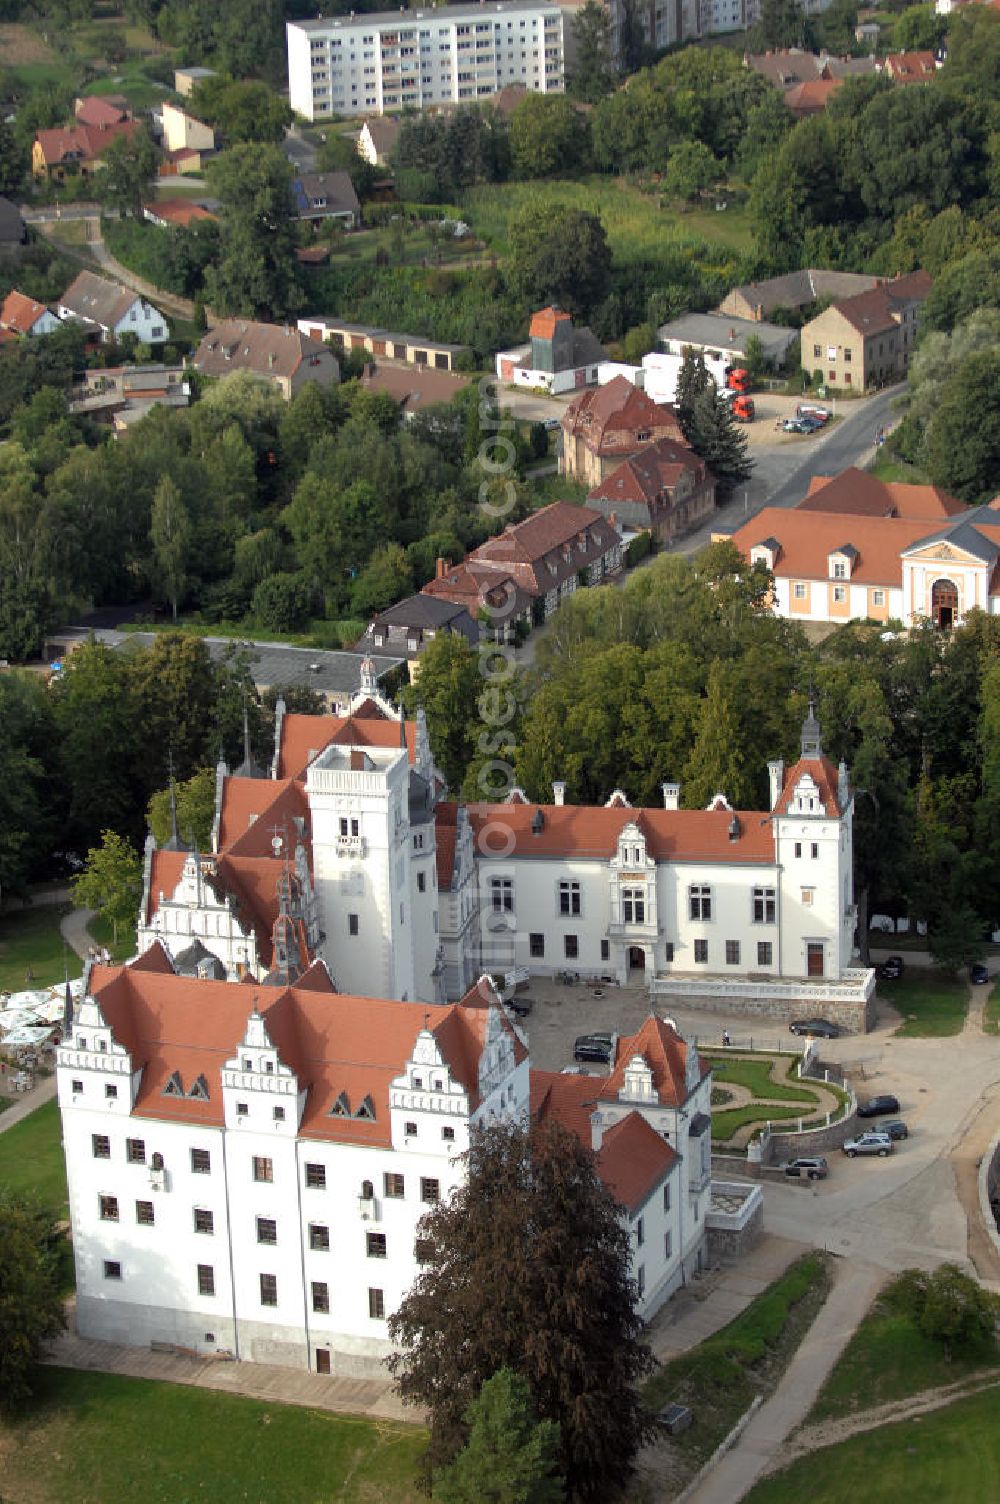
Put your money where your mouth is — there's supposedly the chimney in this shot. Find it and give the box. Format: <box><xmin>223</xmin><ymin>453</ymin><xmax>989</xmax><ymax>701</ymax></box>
<box><xmin>768</xmin><ymin>758</ymin><xmax>784</xmax><ymax>811</ymax></box>
<box><xmin>435</xmin><ymin>555</ymin><xmax>450</xmax><ymax>579</ymax></box>
<box><xmin>552</xmin><ymin>781</ymin><xmax>566</xmax><ymax>806</ymax></box>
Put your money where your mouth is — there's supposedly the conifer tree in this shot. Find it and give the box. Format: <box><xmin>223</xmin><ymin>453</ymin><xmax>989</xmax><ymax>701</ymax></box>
<box><xmin>433</xmin><ymin>1368</ymin><xmax>565</xmax><ymax>1504</ymax></box>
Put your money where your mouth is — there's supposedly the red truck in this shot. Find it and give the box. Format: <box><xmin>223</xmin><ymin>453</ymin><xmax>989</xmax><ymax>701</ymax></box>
<box><xmin>732</xmin><ymin>395</ymin><xmax>755</xmax><ymax>422</ymax></box>
<box><xmin>726</xmin><ymin>366</ymin><xmax>750</xmax><ymax>393</ymax></box>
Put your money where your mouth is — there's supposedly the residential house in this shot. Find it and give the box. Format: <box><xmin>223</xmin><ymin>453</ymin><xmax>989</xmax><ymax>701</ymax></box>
<box><xmin>495</xmin><ymin>305</ymin><xmax>608</xmax><ymax>394</ymax></box>
<box><xmin>68</xmin><ymin>363</ymin><xmax>191</xmax><ymax>431</ymax></box>
<box><xmin>363</xmin><ymin>594</ymin><xmax>480</xmax><ymax>669</ymax></box>
<box><xmin>191</xmin><ymin>320</ymin><xmax>340</xmax><ymax>400</ymax></box>
<box><xmin>357</xmin><ymin>117</ymin><xmax>400</xmax><ymax>166</ymax></box>
<box><xmin>800</xmin><ymin>270</ymin><xmax>932</xmax><ymax>390</ymax></box>
<box><xmin>464</xmin><ymin>500</ymin><xmax>622</xmax><ymax>621</ymax></box>
<box><xmin>784</xmin><ymin>77</ymin><xmax>842</xmax><ymax>117</ymax></box>
<box><xmin>0</xmin><ymin>196</ymin><xmax>25</xmax><ymax>254</ymax></box>
<box><xmin>292</xmin><ymin>172</ymin><xmax>360</xmax><ymax>229</ymax></box>
<box><xmin>159</xmin><ymin>146</ymin><xmax>206</xmax><ymax>177</ymax></box>
<box><xmin>32</xmin><ymin>117</ymin><xmax>139</xmax><ymax>180</ymax></box>
<box><xmin>718</xmin><ymin>269</ymin><xmax>879</xmax><ymax>324</ymax></box>
<box><xmin>879</xmin><ymin>50</ymin><xmax>937</xmax><ymax>83</ymax></box>
<box><xmin>298</xmin><ymin>317</ymin><xmax>468</xmax><ymax>371</ymax></box>
<box><xmin>727</xmin><ymin>468</ymin><xmax>980</xmax><ymax>627</ymax></box>
<box><xmin>161</xmin><ymin>101</ymin><xmax>215</xmax><ymax>155</ymax></box>
<box><xmin>57</xmin><ymin>271</ymin><xmax>169</xmax><ymax>345</ymax></box>
<box><xmin>586</xmin><ymin>438</ymin><xmax>716</xmax><ymax>544</ymax></box>
<box><xmin>174</xmin><ymin>65</ymin><xmax>216</xmax><ymax>97</ymax></box>
<box><xmin>74</xmin><ymin>95</ymin><xmax>130</xmax><ymax>128</ymax></box>
<box><xmin>421</xmin><ymin>558</ymin><xmax>535</xmax><ymax>641</ymax></box>
<box><xmin>0</xmin><ymin>289</ymin><xmax>61</xmax><ymax>337</ymax></box>
<box><xmin>560</xmin><ymin>375</ymin><xmax>683</xmax><ymax>486</ymax></box>
<box><xmin>143</xmin><ymin>200</ymin><xmax>218</xmax><ymax>230</ymax></box>
<box><xmin>656</xmin><ymin>312</ymin><xmax>798</xmax><ymax>369</ymax></box>
<box><xmin>744</xmin><ymin>49</ymin><xmax>877</xmax><ymax>90</ymax></box>
<box><xmin>359</xmin><ymin>361</ymin><xmax>471</xmax><ymax>417</ymax></box>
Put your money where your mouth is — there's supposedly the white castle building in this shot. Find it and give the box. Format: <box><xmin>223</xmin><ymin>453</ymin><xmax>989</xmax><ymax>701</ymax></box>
<box><xmin>136</xmin><ymin>670</ymin><xmax>873</xmax><ymax>1030</ymax></box>
<box><xmin>57</xmin><ymin>953</ymin><xmax>719</xmax><ymax>1374</ymax></box>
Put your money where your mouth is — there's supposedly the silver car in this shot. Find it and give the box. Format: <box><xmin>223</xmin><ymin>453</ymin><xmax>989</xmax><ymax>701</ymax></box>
<box><xmin>842</xmin><ymin>1132</ymin><xmax>893</xmax><ymax>1158</ymax></box>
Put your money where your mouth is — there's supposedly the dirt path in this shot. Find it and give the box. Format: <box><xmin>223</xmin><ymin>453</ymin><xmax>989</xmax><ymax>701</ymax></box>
<box><xmin>773</xmin><ymin>1369</ymin><xmax>1000</xmax><ymax>1471</ymax></box>
<box><xmin>34</xmin><ymin>217</ymin><xmax>196</xmax><ymax>322</ymax></box>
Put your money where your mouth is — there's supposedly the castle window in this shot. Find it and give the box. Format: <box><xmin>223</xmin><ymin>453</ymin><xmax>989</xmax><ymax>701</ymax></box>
<box><xmin>558</xmin><ymin>880</ymin><xmax>581</xmax><ymax>916</ymax></box>
<box><xmin>689</xmin><ymin>885</ymin><xmax>712</xmax><ymax>921</ymax></box>
<box><xmin>310</xmin><ymin>1223</ymin><xmax>330</xmax><ymax>1251</ymax></box>
<box><xmin>305</xmin><ymin>1163</ymin><xmax>326</xmax><ymax>1190</ymax></box>
<box><xmin>92</xmin><ymin>1134</ymin><xmax>110</xmax><ymax>1159</ymax></box>
<box><xmin>622</xmin><ymin>888</ymin><xmax>645</xmax><ymax>924</ymax></box>
<box><xmin>752</xmin><ymin>887</ymin><xmax>776</xmax><ymax>923</ymax></box>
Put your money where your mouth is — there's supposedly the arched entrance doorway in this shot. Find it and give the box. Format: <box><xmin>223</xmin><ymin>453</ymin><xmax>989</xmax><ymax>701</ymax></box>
<box><xmin>628</xmin><ymin>946</ymin><xmax>645</xmax><ymax>972</ymax></box>
<box><xmin>931</xmin><ymin>579</ymin><xmax>959</xmax><ymax>629</ymax></box>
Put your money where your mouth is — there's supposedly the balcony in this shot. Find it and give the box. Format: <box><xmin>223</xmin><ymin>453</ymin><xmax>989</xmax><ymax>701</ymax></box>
<box><xmin>336</xmin><ymin>834</ymin><xmax>367</xmax><ymax>859</ymax></box>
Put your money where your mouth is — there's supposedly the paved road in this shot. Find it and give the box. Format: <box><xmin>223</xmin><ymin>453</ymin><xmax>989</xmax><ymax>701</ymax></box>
<box><xmin>284</xmin><ymin>126</ymin><xmax>318</xmax><ymax>175</ymax></box>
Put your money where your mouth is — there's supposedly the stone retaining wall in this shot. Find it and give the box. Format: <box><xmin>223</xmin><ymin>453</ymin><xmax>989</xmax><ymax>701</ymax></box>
<box><xmin>655</xmin><ymin>988</ymin><xmax>875</xmax><ymax>1034</ymax></box>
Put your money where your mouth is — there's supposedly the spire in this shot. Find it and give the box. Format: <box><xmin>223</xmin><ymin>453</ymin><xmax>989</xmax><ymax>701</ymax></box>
<box><xmin>234</xmin><ymin>694</ymin><xmax>262</xmax><ymax>779</ymax></box>
<box><xmin>62</xmin><ymin>951</ymin><xmax>74</xmax><ymax>1037</ymax></box>
<box><xmin>360</xmin><ymin>655</ymin><xmax>377</xmax><ymax>696</ymax></box>
<box><xmin>800</xmin><ymin>693</ymin><xmax>822</xmax><ymax>760</ymax></box>
<box><xmin>162</xmin><ymin>748</ymin><xmax>190</xmax><ymax>852</ymax></box>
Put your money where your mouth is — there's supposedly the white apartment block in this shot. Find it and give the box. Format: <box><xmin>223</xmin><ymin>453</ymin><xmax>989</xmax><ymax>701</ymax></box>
<box><xmin>58</xmin><ymin>955</ymin><xmax>724</xmax><ymax>1373</ymax></box>
<box><xmin>287</xmin><ymin>0</ymin><xmax>564</xmax><ymax>121</ymax></box>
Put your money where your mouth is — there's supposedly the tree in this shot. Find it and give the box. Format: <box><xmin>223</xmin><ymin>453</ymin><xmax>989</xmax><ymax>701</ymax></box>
<box><xmin>924</xmin><ymin>349</ymin><xmax>1000</xmax><ymax>502</ymax></box>
<box><xmin>0</xmin><ymin>672</ymin><xmax>57</xmax><ymax>900</ymax></box>
<box><xmin>188</xmin><ymin>75</ymin><xmax>291</xmax><ymax>145</ymax></box>
<box><xmin>388</xmin><ymin>1119</ymin><xmax>655</xmax><ymax>1498</ymax></box>
<box><xmin>98</xmin><ymin>123</ymin><xmax>159</xmax><ymax>221</ymax></box>
<box><xmin>750</xmin><ymin>0</ymin><xmax>813</xmax><ymax>49</ymax></box>
<box><xmin>0</xmin><ymin>115</ymin><xmax>26</xmax><ymax>196</ymax></box>
<box><xmin>50</xmin><ymin>640</ymin><xmax>141</xmax><ymax>855</ymax></box>
<box><xmin>509</xmin><ymin>95</ymin><xmax>587</xmax><ymax>179</ymax></box>
<box><xmin>684</xmin><ymin>386</ymin><xmax>753</xmax><ymax>499</ymax></box>
<box><xmin>350</xmin><ymin>542</ymin><xmax>414</xmax><ymax>617</ymax></box>
<box><xmin>205</xmin><ymin>145</ymin><xmax>302</xmax><ymax>321</ymax></box>
<box><xmin>146</xmin><ymin>766</ymin><xmax>216</xmax><ymax>850</ymax></box>
<box><xmin>434</xmin><ymin>1369</ymin><xmax>565</xmax><ymax>1504</ymax></box>
<box><xmin>404</xmin><ymin>632</ymin><xmax>482</xmax><ymax>792</ymax></box>
<box><xmin>316</xmin><ymin>129</ymin><xmax>378</xmax><ymax>197</ymax></box>
<box><xmin>568</xmin><ymin>0</ymin><xmax>616</xmax><ymax>104</ymax></box>
<box><xmin>0</xmin><ymin>1193</ymin><xmax>67</xmax><ymax>1410</ymax></box>
<box><xmin>887</xmin><ymin>1265</ymin><xmax>998</xmax><ymax>1362</ymax></box>
<box><xmin>127</xmin><ymin>632</ymin><xmax>219</xmax><ymax>787</ymax></box>
<box><xmin>252</xmin><ymin>571</ymin><xmax>313</xmax><ymax>633</ymax></box>
<box><xmin>149</xmin><ymin>474</ymin><xmax>192</xmax><ymax>621</ymax></box>
<box><xmin>674</xmin><ymin>348</ymin><xmax>712</xmax><ymax>435</ymax></box>
<box><xmin>683</xmin><ymin>659</ymin><xmax>754</xmax><ymax>809</ymax></box>
<box><xmin>72</xmin><ymin>829</ymin><xmax>143</xmax><ymax>943</ymax></box>
<box><xmin>508</xmin><ymin>204</ymin><xmax>612</xmax><ymax>322</ymax></box>
<box><xmin>663</xmin><ymin>141</ymin><xmax>720</xmax><ymax>204</ymax></box>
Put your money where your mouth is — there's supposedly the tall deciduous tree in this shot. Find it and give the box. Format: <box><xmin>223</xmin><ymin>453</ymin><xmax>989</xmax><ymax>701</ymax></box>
<box><xmin>568</xmin><ymin>0</ymin><xmax>616</xmax><ymax>103</ymax></box>
<box><xmin>434</xmin><ymin>1368</ymin><xmax>565</xmax><ymax>1504</ymax></box>
<box><xmin>149</xmin><ymin>474</ymin><xmax>192</xmax><ymax>621</ymax></box>
<box><xmin>508</xmin><ymin>204</ymin><xmax>612</xmax><ymax>322</ymax></box>
<box><xmin>0</xmin><ymin>672</ymin><xmax>57</xmax><ymax>900</ymax></box>
<box><xmin>72</xmin><ymin>829</ymin><xmax>143</xmax><ymax>943</ymax></box>
<box><xmin>98</xmin><ymin>123</ymin><xmax>159</xmax><ymax>221</ymax></box>
<box><xmin>0</xmin><ymin>1193</ymin><xmax>67</xmax><ymax>1410</ymax></box>
<box><xmin>205</xmin><ymin>145</ymin><xmax>302</xmax><ymax>320</ymax></box>
<box><xmin>683</xmin><ymin>659</ymin><xmax>753</xmax><ymax>809</ymax></box>
<box><xmin>404</xmin><ymin>632</ymin><xmax>482</xmax><ymax>793</ymax></box>
<box><xmin>50</xmin><ymin>639</ymin><xmax>141</xmax><ymax>854</ymax></box>
<box><xmin>146</xmin><ymin>767</ymin><xmax>216</xmax><ymax>850</ymax></box>
<box><xmin>388</xmin><ymin>1119</ymin><xmax>655</xmax><ymax>1498</ymax></box>
<box><xmin>509</xmin><ymin>95</ymin><xmax>587</xmax><ymax>179</ymax></box>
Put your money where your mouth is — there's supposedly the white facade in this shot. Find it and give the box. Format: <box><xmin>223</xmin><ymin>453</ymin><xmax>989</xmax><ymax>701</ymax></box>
<box><xmin>288</xmin><ymin>0</ymin><xmax>564</xmax><ymax>121</ymax></box>
<box><xmin>57</xmin><ymin>290</ymin><xmax>168</xmax><ymax>345</ymax></box>
<box><xmin>495</xmin><ymin>346</ymin><xmax>602</xmax><ymax>393</ymax></box>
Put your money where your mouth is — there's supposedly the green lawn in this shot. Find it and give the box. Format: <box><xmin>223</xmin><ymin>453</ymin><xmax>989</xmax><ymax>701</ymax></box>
<box><xmin>0</xmin><ymin>1098</ymin><xmax>67</xmax><ymax>1213</ymax></box>
<box><xmin>462</xmin><ymin>175</ymin><xmax>753</xmax><ymax>267</ymax></box>
<box><xmin>889</xmin><ymin>973</ymin><xmax>968</xmax><ymax>1037</ymax></box>
<box><xmin>644</xmin><ymin>1254</ymin><xmax>831</xmax><ymax>1489</ymax></box>
<box><xmin>0</xmin><ymin>905</ymin><xmax>80</xmax><ymax>993</ymax></box>
<box><xmin>744</xmin><ymin>1384</ymin><xmax>1000</xmax><ymax>1504</ymax></box>
<box><xmin>984</xmin><ymin>980</ymin><xmax>1000</xmax><ymax>1034</ymax></box>
<box><xmin>86</xmin><ymin>914</ymin><xmax>137</xmax><ymax>965</ymax></box>
<box><xmin>0</xmin><ymin>1367</ymin><xmax>426</xmax><ymax>1504</ymax></box>
<box><xmin>868</xmin><ymin>454</ymin><xmax>931</xmax><ymax>484</ymax></box>
<box><xmin>702</xmin><ymin>1055</ymin><xmax>820</xmax><ymax>1105</ymax></box>
<box><xmin>810</xmin><ymin>1294</ymin><xmax>1000</xmax><ymax>1423</ymax></box>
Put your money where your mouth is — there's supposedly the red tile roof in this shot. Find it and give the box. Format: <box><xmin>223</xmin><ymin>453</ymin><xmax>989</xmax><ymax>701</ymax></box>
<box><xmin>773</xmin><ymin>755</ymin><xmax>842</xmax><ymax>818</ymax></box>
<box><xmin>275</xmin><ymin>711</ymin><xmax>416</xmax><ymax>780</ymax></box>
<box><xmin>883</xmin><ymin>50</ymin><xmax>937</xmax><ymax>82</ymax></box>
<box><xmin>587</xmin><ymin>437</ymin><xmax>707</xmax><ymax>508</ymax></box>
<box><xmin>470</xmin><ymin>501</ymin><xmax>614</xmax><ymax>568</ymax></box>
<box><xmin>799</xmin><ymin>468</ymin><xmax>964</xmax><ymax>522</ymax></box>
<box><xmin>529</xmin><ymin>305</ymin><xmax>571</xmax><ymax>341</ymax></box>
<box><xmin>421</xmin><ymin>560</ymin><xmax>532</xmax><ymax>618</ymax></box>
<box><xmin>75</xmin><ymin>96</ymin><xmax>129</xmax><ymax>127</ymax></box>
<box><xmin>89</xmin><ymin>957</ymin><xmax>524</xmax><ymax>1143</ymax></box>
<box><xmin>600</xmin><ymin>1014</ymin><xmax>704</xmax><ymax>1106</ymax></box>
<box><xmin>732</xmin><ymin>506</ymin><xmax>941</xmax><ymax>588</ymax></box>
<box><xmin>466</xmin><ymin>802</ymin><xmax>775</xmax><ymax>864</ymax></box>
<box><xmin>435</xmin><ymin>801</ymin><xmax>459</xmax><ymax>890</ymax></box>
<box><xmin>146</xmin><ymin>198</ymin><xmax>217</xmax><ymax>228</ymax></box>
<box><xmin>562</xmin><ymin>376</ymin><xmax>683</xmax><ymax>453</ymax></box>
<box><xmin>784</xmin><ymin>78</ymin><xmax>842</xmax><ymax>115</ymax></box>
<box><xmin>0</xmin><ymin>289</ymin><xmax>51</xmax><ymax>334</ymax></box>
<box><xmin>830</xmin><ymin>271</ymin><xmax>933</xmax><ymax>337</ymax></box>
<box><xmin>531</xmin><ymin>1069</ymin><xmax>602</xmax><ymax>1144</ymax></box>
<box><xmin>596</xmin><ymin>1113</ymin><xmax>677</xmax><ymax>1213</ymax></box>
<box><xmin>144</xmin><ymin>850</ymin><xmax>188</xmax><ymax>924</ymax></box>
<box><xmin>35</xmin><ymin>118</ymin><xmax>137</xmax><ymax>166</ymax></box>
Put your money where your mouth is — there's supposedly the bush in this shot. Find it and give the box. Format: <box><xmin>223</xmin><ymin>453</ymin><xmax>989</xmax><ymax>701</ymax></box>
<box><xmin>626</xmin><ymin>531</ymin><xmax>653</xmax><ymax>567</ymax></box>
<box><xmin>251</xmin><ymin>572</ymin><xmax>314</xmax><ymax>633</ymax></box>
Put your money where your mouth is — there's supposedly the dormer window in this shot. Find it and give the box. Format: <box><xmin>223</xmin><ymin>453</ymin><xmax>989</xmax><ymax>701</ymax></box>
<box><xmin>329</xmin><ymin>1091</ymin><xmax>350</xmax><ymax>1117</ymax></box>
<box><xmin>163</xmin><ymin>1071</ymin><xmax>183</xmax><ymax>1097</ymax></box>
<box><xmin>832</xmin><ymin>560</ymin><xmax>846</xmax><ymax>579</ymax></box>
<box><xmin>355</xmin><ymin>1094</ymin><xmax>376</xmax><ymax>1120</ymax></box>
<box><xmin>188</xmin><ymin>1074</ymin><xmax>210</xmax><ymax>1101</ymax></box>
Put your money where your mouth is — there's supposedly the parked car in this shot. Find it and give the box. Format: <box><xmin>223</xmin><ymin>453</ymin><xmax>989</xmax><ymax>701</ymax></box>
<box><xmin>797</xmin><ymin>415</ymin><xmax>824</xmax><ymax>431</ymax></box>
<box><xmin>857</xmin><ymin>1094</ymin><xmax>901</xmax><ymax>1118</ymax></box>
<box><xmin>882</xmin><ymin>1119</ymin><xmax>909</xmax><ymax>1140</ymax></box>
<box><xmin>783</xmin><ymin>417</ymin><xmax>811</xmax><ymax>433</ymax></box>
<box><xmin>789</xmin><ymin>1017</ymin><xmax>840</xmax><ymax>1038</ymax></box>
<box><xmin>506</xmin><ymin>995</ymin><xmax>533</xmax><ymax>1018</ymax></box>
<box><xmin>878</xmin><ymin>956</ymin><xmax>904</xmax><ymax>980</ymax></box>
<box><xmin>797</xmin><ymin>404</ymin><xmax>830</xmax><ymax>423</ymax></box>
<box><xmin>843</xmin><ymin>1132</ymin><xmax>894</xmax><ymax>1157</ymax></box>
<box><xmin>970</xmin><ymin>963</ymin><xmax>990</xmax><ymax>986</ymax></box>
<box><xmin>574</xmin><ymin>1032</ymin><xmax>614</xmax><ymax>1064</ymax></box>
<box><xmin>543</xmin><ymin>417</ymin><xmax>561</xmax><ymax>431</ymax></box>
<box><xmin>782</xmin><ymin>1156</ymin><xmax>828</xmax><ymax>1180</ymax></box>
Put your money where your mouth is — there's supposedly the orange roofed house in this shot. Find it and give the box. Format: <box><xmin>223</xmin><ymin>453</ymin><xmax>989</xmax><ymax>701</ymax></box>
<box><xmin>726</xmin><ymin>467</ymin><xmax>998</xmax><ymax>628</ymax></box>
<box><xmin>494</xmin><ymin>304</ymin><xmax>609</xmax><ymax>395</ymax></box>
<box><xmin>57</xmin><ymin>935</ymin><xmax>751</xmax><ymax>1372</ymax></box>
<box><xmin>560</xmin><ymin>374</ymin><xmax>684</xmax><ymax>487</ymax></box>
<box><xmin>32</xmin><ymin>108</ymin><xmax>137</xmax><ymax>180</ymax></box>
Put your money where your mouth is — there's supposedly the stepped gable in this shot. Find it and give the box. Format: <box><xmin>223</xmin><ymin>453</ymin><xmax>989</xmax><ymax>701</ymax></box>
<box><xmin>276</xmin><ymin>710</ymin><xmax>416</xmax><ymax>779</ymax></box>
<box><xmin>599</xmin><ymin>1014</ymin><xmax>705</xmax><ymax>1106</ymax></box>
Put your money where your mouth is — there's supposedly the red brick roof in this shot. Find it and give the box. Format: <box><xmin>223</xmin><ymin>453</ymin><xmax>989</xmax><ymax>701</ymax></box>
<box><xmin>421</xmin><ymin>560</ymin><xmax>532</xmax><ymax>617</ymax></box>
<box><xmin>35</xmin><ymin>118</ymin><xmax>137</xmax><ymax>166</ymax></box>
<box><xmin>773</xmin><ymin>755</ymin><xmax>842</xmax><ymax>818</ymax></box>
<box><xmin>600</xmin><ymin>1014</ymin><xmax>704</xmax><ymax>1106</ymax></box>
<box><xmin>732</xmin><ymin>505</ymin><xmax>941</xmax><ymax>588</ymax></box>
<box><xmin>799</xmin><ymin>468</ymin><xmax>964</xmax><ymax>521</ymax></box>
<box><xmin>587</xmin><ymin>437</ymin><xmax>707</xmax><ymax>508</ymax></box>
<box><xmin>531</xmin><ymin>1069</ymin><xmax>602</xmax><ymax>1144</ymax></box>
<box><xmin>146</xmin><ymin>198</ymin><xmax>217</xmax><ymax>228</ymax></box>
<box><xmin>529</xmin><ymin>305</ymin><xmax>571</xmax><ymax>341</ymax></box>
<box><xmin>0</xmin><ymin>289</ymin><xmax>51</xmax><ymax>334</ymax></box>
<box><xmin>470</xmin><ymin>501</ymin><xmax>614</xmax><ymax>568</ymax></box>
<box><xmin>883</xmin><ymin>50</ymin><xmax>936</xmax><ymax>82</ymax></box>
<box><xmin>466</xmin><ymin>802</ymin><xmax>775</xmax><ymax>864</ymax></box>
<box><xmin>596</xmin><ymin>1113</ymin><xmax>677</xmax><ymax>1213</ymax></box>
<box><xmin>88</xmin><ymin>955</ymin><xmax>525</xmax><ymax>1143</ymax></box>
<box><xmin>562</xmin><ymin>376</ymin><xmax>682</xmax><ymax>453</ymax></box>
<box><xmin>75</xmin><ymin>95</ymin><xmax>129</xmax><ymax>128</ymax></box>
<box><xmin>784</xmin><ymin>78</ymin><xmax>842</xmax><ymax>115</ymax></box>
<box><xmin>275</xmin><ymin>711</ymin><xmax>416</xmax><ymax>780</ymax></box>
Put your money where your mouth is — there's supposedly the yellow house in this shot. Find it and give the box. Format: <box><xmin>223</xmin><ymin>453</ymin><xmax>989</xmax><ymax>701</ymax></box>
<box><xmin>161</xmin><ymin>102</ymin><xmax>215</xmax><ymax>155</ymax></box>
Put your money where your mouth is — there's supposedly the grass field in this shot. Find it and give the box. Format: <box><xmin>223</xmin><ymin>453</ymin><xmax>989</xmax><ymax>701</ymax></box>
<box><xmin>644</xmin><ymin>1253</ymin><xmax>831</xmax><ymax>1490</ymax></box>
<box><xmin>810</xmin><ymin>1292</ymin><xmax>1000</xmax><ymax>1423</ymax></box>
<box><xmin>888</xmin><ymin>973</ymin><xmax>968</xmax><ymax>1037</ymax></box>
<box><xmin>0</xmin><ymin>1367</ymin><xmax>426</xmax><ymax>1504</ymax></box>
<box><xmin>745</xmin><ymin>1384</ymin><xmax>1000</xmax><ymax>1504</ymax></box>
<box><xmin>0</xmin><ymin>1098</ymin><xmax>67</xmax><ymax>1212</ymax></box>
<box><xmin>702</xmin><ymin>1053</ymin><xmax>848</xmax><ymax>1143</ymax></box>
<box><xmin>0</xmin><ymin>905</ymin><xmax>80</xmax><ymax>994</ymax></box>
<box><xmin>868</xmin><ymin>454</ymin><xmax>931</xmax><ymax>484</ymax></box>
<box><xmin>462</xmin><ymin>175</ymin><xmax>753</xmax><ymax>267</ymax></box>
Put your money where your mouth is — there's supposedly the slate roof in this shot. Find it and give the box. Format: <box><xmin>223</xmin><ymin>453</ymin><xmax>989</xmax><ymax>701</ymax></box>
<box><xmin>59</xmin><ymin>270</ymin><xmax>140</xmax><ymax>329</ymax></box>
<box><xmin>368</xmin><ymin>593</ymin><xmax>480</xmax><ymax>640</ymax></box>
<box><xmin>193</xmin><ymin>320</ymin><xmax>337</xmax><ymax>381</ymax></box>
<box><xmin>0</xmin><ymin>196</ymin><xmax>25</xmax><ymax>244</ymax></box>
<box><xmin>292</xmin><ymin>171</ymin><xmax>360</xmax><ymax>217</ymax></box>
